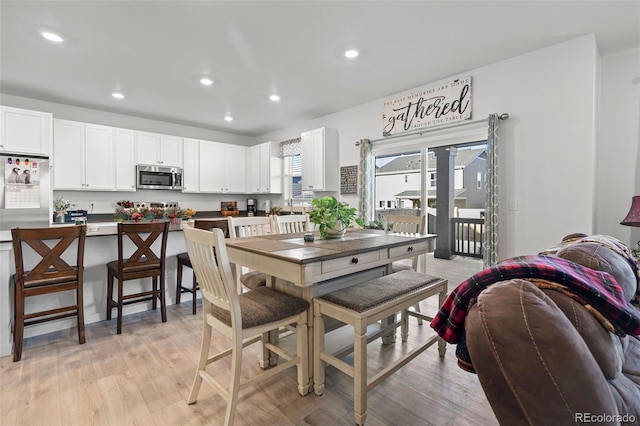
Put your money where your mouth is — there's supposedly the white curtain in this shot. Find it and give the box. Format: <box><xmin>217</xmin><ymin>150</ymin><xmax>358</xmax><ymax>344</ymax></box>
<box><xmin>484</xmin><ymin>114</ymin><xmax>500</xmax><ymax>267</ymax></box>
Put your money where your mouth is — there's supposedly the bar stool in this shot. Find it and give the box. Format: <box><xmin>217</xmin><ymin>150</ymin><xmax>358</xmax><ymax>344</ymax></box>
<box><xmin>106</xmin><ymin>221</ymin><xmax>169</xmax><ymax>334</ymax></box>
<box><xmin>176</xmin><ymin>219</ymin><xmax>229</xmax><ymax>314</ymax></box>
<box><xmin>11</xmin><ymin>225</ymin><xmax>87</xmax><ymax>362</ymax></box>
<box><xmin>183</xmin><ymin>225</ymin><xmax>309</xmax><ymax>425</ymax></box>
<box><xmin>384</xmin><ymin>214</ymin><xmax>427</xmax><ymax>324</ymax></box>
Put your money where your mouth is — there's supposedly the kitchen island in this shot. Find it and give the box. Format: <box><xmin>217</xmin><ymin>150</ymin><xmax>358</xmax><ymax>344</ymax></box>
<box><xmin>0</xmin><ymin>216</ymin><xmax>231</xmax><ymax>358</ymax></box>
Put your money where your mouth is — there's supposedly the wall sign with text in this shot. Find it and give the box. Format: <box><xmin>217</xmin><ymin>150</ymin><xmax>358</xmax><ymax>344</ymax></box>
<box><xmin>382</xmin><ymin>76</ymin><xmax>472</xmax><ymax>136</ymax></box>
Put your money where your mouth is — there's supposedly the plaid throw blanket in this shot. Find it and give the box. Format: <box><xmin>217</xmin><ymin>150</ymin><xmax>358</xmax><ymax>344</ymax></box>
<box><xmin>431</xmin><ymin>255</ymin><xmax>640</xmax><ymax>370</ymax></box>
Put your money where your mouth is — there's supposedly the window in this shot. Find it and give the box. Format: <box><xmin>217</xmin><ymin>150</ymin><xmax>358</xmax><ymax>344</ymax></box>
<box><xmin>283</xmin><ymin>154</ymin><xmax>313</xmax><ymax>203</ymax></box>
<box><xmin>477</xmin><ymin>171</ymin><xmax>483</xmax><ymax>189</ymax></box>
<box><xmin>429</xmin><ymin>172</ymin><xmax>437</xmax><ymax>188</ymax></box>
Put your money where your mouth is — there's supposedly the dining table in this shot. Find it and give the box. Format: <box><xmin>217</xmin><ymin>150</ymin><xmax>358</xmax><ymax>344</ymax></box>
<box><xmin>225</xmin><ymin>228</ymin><xmax>438</xmax><ymax>385</ymax></box>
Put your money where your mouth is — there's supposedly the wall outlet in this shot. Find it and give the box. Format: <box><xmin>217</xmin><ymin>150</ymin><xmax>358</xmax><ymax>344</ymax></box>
<box><xmin>508</xmin><ymin>198</ymin><xmax>518</xmax><ymax>211</ymax></box>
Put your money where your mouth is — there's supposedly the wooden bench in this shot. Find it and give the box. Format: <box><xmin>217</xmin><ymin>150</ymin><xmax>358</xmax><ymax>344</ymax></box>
<box><xmin>312</xmin><ymin>270</ymin><xmax>448</xmax><ymax>425</ymax></box>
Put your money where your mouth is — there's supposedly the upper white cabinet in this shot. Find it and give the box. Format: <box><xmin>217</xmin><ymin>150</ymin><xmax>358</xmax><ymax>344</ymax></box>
<box><xmin>199</xmin><ymin>141</ymin><xmax>246</xmax><ymax>193</ymax></box>
<box><xmin>0</xmin><ymin>106</ymin><xmax>52</xmax><ymax>156</ymax></box>
<box><xmin>247</xmin><ymin>141</ymin><xmax>282</xmax><ymax>194</ymax></box>
<box><xmin>301</xmin><ymin>127</ymin><xmax>338</xmax><ymax>191</ymax></box>
<box><xmin>114</xmin><ymin>128</ymin><xmax>136</xmax><ymax>191</ymax></box>
<box><xmin>53</xmin><ymin>119</ymin><xmax>114</xmax><ymax>190</ymax></box>
<box><xmin>136</xmin><ymin>131</ymin><xmax>182</xmax><ymax>167</ymax></box>
<box><xmin>182</xmin><ymin>138</ymin><xmax>199</xmax><ymax>193</ymax></box>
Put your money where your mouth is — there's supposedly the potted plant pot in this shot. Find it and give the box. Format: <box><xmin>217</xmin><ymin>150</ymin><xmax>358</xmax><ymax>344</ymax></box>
<box><xmin>324</xmin><ymin>220</ymin><xmax>347</xmax><ymax>238</ymax></box>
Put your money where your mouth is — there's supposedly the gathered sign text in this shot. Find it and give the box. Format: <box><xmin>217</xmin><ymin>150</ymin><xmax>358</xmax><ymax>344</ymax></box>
<box><xmin>382</xmin><ymin>77</ymin><xmax>472</xmax><ymax>136</ymax></box>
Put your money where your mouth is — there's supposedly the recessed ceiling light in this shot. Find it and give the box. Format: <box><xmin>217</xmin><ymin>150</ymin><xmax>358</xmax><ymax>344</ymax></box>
<box><xmin>344</xmin><ymin>49</ymin><xmax>359</xmax><ymax>59</ymax></box>
<box><xmin>224</xmin><ymin>115</ymin><xmax>233</xmax><ymax>122</ymax></box>
<box><xmin>41</xmin><ymin>31</ymin><xmax>63</xmax><ymax>42</ymax></box>
<box><xmin>112</xmin><ymin>92</ymin><xmax>125</xmax><ymax>99</ymax></box>
<box><xmin>269</xmin><ymin>94</ymin><xmax>281</xmax><ymax>102</ymax></box>
<box><xmin>200</xmin><ymin>77</ymin><xmax>213</xmax><ymax>86</ymax></box>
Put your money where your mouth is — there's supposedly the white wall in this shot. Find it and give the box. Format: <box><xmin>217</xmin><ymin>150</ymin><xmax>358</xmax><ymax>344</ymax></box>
<box><xmin>595</xmin><ymin>48</ymin><xmax>640</xmax><ymax>246</ymax></box>
<box><xmin>259</xmin><ymin>35</ymin><xmax>602</xmax><ymax>259</ymax></box>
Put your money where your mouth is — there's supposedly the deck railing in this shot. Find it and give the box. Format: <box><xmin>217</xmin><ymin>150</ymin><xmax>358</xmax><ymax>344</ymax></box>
<box><xmin>451</xmin><ymin>217</ymin><xmax>484</xmax><ymax>258</ymax></box>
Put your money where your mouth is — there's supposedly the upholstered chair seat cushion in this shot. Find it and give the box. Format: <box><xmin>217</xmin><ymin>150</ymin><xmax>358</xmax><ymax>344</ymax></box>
<box><xmin>106</xmin><ymin>258</ymin><xmax>160</xmax><ymax>274</ymax></box>
<box><xmin>240</xmin><ymin>270</ymin><xmax>267</xmax><ymax>289</ymax></box>
<box><xmin>320</xmin><ymin>270</ymin><xmax>441</xmax><ymax>313</ymax></box>
<box><xmin>212</xmin><ymin>286</ymin><xmax>309</xmax><ymax>329</ymax></box>
<box><xmin>391</xmin><ymin>261</ymin><xmax>413</xmax><ymax>272</ymax></box>
<box><xmin>176</xmin><ymin>252</ymin><xmax>191</xmax><ymax>268</ymax></box>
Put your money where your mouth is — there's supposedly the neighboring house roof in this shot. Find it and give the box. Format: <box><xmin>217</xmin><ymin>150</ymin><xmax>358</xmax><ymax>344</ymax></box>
<box><xmin>394</xmin><ymin>188</ymin><xmax>468</xmax><ymax>199</ymax></box>
<box><xmin>376</xmin><ymin>147</ymin><xmax>486</xmax><ymax>174</ymax></box>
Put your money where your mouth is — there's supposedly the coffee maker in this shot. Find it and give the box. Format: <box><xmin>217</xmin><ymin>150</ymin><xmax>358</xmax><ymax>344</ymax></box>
<box><xmin>247</xmin><ymin>198</ymin><xmax>257</xmax><ymax>216</ymax></box>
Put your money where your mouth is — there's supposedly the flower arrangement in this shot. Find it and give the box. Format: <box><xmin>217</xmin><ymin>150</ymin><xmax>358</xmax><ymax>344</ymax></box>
<box><xmin>53</xmin><ymin>197</ymin><xmax>73</xmax><ymax>217</ymax></box>
<box><xmin>113</xmin><ymin>201</ymin><xmax>196</xmax><ymax>223</ymax></box>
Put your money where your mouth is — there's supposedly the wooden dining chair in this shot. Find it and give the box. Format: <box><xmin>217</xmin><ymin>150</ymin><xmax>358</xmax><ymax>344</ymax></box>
<box><xmin>106</xmin><ymin>221</ymin><xmax>169</xmax><ymax>334</ymax></box>
<box><xmin>274</xmin><ymin>213</ymin><xmax>311</xmax><ymax>234</ymax></box>
<box><xmin>176</xmin><ymin>219</ymin><xmax>229</xmax><ymax>314</ymax></box>
<box><xmin>227</xmin><ymin>216</ymin><xmax>270</xmax><ymax>293</ymax></box>
<box><xmin>11</xmin><ymin>225</ymin><xmax>87</xmax><ymax>362</ymax></box>
<box><xmin>183</xmin><ymin>225</ymin><xmax>309</xmax><ymax>426</ymax></box>
<box><xmin>384</xmin><ymin>214</ymin><xmax>427</xmax><ymax>323</ymax></box>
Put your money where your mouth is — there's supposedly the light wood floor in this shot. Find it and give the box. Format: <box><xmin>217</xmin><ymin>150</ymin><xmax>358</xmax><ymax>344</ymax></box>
<box><xmin>1</xmin><ymin>254</ymin><xmax>496</xmax><ymax>426</ymax></box>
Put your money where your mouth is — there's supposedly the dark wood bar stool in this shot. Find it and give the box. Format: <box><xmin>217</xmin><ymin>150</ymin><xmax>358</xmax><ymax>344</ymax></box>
<box><xmin>11</xmin><ymin>225</ymin><xmax>87</xmax><ymax>362</ymax></box>
<box><xmin>176</xmin><ymin>219</ymin><xmax>229</xmax><ymax>314</ymax></box>
<box><xmin>106</xmin><ymin>221</ymin><xmax>169</xmax><ymax>334</ymax></box>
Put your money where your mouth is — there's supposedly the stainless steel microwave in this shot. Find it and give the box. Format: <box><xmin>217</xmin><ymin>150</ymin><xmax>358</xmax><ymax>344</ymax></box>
<box><xmin>136</xmin><ymin>165</ymin><xmax>182</xmax><ymax>191</ymax></box>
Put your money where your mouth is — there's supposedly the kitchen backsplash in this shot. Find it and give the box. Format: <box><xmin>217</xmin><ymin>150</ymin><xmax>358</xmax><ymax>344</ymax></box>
<box><xmin>52</xmin><ymin>190</ymin><xmax>283</xmax><ymax>214</ymax></box>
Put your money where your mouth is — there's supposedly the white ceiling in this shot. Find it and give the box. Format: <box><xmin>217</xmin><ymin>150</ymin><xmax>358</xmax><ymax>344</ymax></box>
<box><xmin>1</xmin><ymin>1</ymin><xmax>638</xmax><ymax>137</ymax></box>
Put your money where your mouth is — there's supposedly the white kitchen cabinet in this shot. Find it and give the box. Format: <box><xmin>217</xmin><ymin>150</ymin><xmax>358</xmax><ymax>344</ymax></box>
<box><xmin>0</xmin><ymin>106</ymin><xmax>52</xmax><ymax>156</ymax></box>
<box><xmin>199</xmin><ymin>140</ymin><xmax>246</xmax><ymax>193</ymax></box>
<box><xmin>182</xmin><ymin>138</ymin><xmax>199</xmax><ymax>193</ymax></box>
<box><xmin>53</xmin><ymin>119</ymin><xmax>114</xmax><ymax>191</ymax></box>
<box><xmin>114</xmin><ymin>128</ymin><xmax>136</xmax><ymax>191</ymax></box>
<box><xmin>247</xmin><ymin>142</ymin><xmax>281</xmax><ymax>194</ymax></box>
<box><xmin>301</xmin><ymin>127</ymin><xmax>338</xmax><ymax>191</ymax></box>
<box><xmin>136</xmin><ymin>131</ymin><xmax>183</xmax><ymax>167</ymax></box>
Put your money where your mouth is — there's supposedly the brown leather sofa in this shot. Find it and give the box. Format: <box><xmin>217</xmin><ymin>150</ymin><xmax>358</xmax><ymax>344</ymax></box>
<box><xmin>464</xmin><ymin>236</ymin><xmax>640</xmax><ymax>425</ymax></box>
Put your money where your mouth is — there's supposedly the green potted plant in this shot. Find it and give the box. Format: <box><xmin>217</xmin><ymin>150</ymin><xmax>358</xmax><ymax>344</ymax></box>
<box><xmin>308</xmin><ymin>196</ymin><xmax>364</xmax><ymax>239</ymax></box>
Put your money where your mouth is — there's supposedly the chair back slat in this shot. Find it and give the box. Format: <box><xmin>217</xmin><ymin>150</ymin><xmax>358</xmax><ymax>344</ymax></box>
<box><xmin>274</xmin><ymin>214</ymin><xmax>310</xmax><ymax>234</ymax></box>
<box><xmin>12</xmin><ymin>226</ymin><xmax>86</xmax><ymax>285</ymax></box>
<box><xmin>227</xmin><ymin>216</ymin><xmax>271</xmax><ymax>238</ymax></box>
<box><xmin>183</xmin><ymin>226</ymin><xmax>238</xmax><ymax>316</ymax></box>
<box><xmin>384</xmin><ymin>215</ymin><xmax>424</xmax><ymax>234</ymax></box>
<box><xmin>194</xmin><ymin>219</ymin><xmax>229</xmax><ymax>237</ymax></box>
<box><xmin>117</xmin><ymin>222</ymin><xmax>169</xmax><ymax>272</ymax></box>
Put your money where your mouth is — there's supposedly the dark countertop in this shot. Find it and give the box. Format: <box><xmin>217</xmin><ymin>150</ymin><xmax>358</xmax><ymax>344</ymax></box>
<box><xmin>86</xmin><ymin>210</ymin><xmax>269</xmax><ymax>223</ymax></box>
